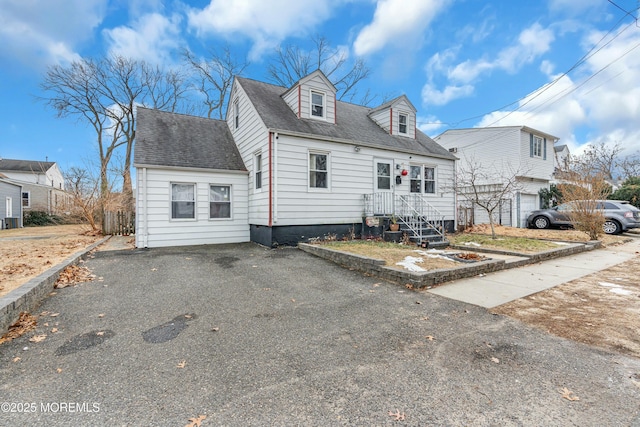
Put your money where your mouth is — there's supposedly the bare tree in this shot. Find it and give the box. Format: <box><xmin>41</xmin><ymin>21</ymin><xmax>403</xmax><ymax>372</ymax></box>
<box><xmin>575</xmin><ymin>141</ymin><xmax>622</xmax><ymax>180</ymax></box>
<box><xmin>455</xmin><ymin>158</ymin><xmax>525</xmax><ymax>239</ymax></box>
<box><xmin>64</xmin><ymin>166</ymin><xmax>102</xmax><ymax>233</ymax></box>
<box><xmin>556</xmin><ymin>152</ymin><xmax>612</xmax><ymax>240</ymax></box>
<box><xmin>617</xmin><ymin>153</ymin><xmax>640</xmax><ymax>181</ymax></box>
<box><xmin>183</xmin><ymin>46</ymin><xmax>249</xmax><ymax>119</ymax></box>
<box><xmin>267</xmin><ymin>35</ymin><xmax>371</xmax><ymax>103</ymax></box>
<box><xmin>40</xmin><ymin>56</ymin><xmax>192</xmax><ymax>217</ymax></box>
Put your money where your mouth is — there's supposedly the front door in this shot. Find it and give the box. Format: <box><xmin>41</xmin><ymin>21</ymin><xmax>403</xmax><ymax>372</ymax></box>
<box><xmin>374</xmin><ymin>159</ymin><xmax>394</xmax><ymax>214</ymax></box>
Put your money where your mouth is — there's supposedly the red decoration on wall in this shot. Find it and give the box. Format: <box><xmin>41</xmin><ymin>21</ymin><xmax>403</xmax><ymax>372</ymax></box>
<box><xmin>401</xmin><ymin>169</ymin><xmax>408</xmax><ymax>176</ymax></box>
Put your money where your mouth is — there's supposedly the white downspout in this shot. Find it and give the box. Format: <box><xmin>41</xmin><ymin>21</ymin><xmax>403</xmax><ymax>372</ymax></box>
<box><xmin>273</xmin><ymin>132</ymin><xmax>278</xmax><ymax>223</ymax></box>
<box><xmin>142</xmin><ymin>167</ymin><xmax>148</xmax><ymax>248</ymax></box>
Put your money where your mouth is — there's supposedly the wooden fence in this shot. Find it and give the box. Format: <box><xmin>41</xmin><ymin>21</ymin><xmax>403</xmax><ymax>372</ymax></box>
<box><xmin>104</xmin><ymin>211</ymin><xmax>135</xmax><ymax>235</ymax></box>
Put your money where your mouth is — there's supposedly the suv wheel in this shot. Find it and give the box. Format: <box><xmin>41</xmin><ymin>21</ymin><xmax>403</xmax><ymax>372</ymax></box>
<box><xmin>532</xmin><ymin>216</ymin><xmax>550</xmax><ymax>229</ymax></box>
<box><xmin>603</xmin><ymin>219</ymin><xmax>621</xmax><ymax>235</ymax></box>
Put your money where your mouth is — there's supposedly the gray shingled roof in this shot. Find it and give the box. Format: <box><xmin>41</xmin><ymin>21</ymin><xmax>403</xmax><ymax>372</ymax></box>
<box><xmin>237</xmin><ymin>77</ymin><xmax>456</xmax><ymax>160</ymax></box>
<box><xmin>134</xmin><ymin>107</ymin><xmax>246</xmax><ymax>171</ymax></box>
<box><xmin>0</xmin><ymin>159</ymin><xmax>55</xmax><ymax>173</ymax></box>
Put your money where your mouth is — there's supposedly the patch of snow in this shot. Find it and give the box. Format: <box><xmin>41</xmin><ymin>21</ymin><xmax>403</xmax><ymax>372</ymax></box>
<box><xmin>609</xmin><ymin>288</ymin><xmax>633</xmax><ymax>295</ymax></box>
<box><xmin>598</xmin><ymin>282</ymin><xmax>620</xmax><ymax>288</ymax></box>
<box><xmin>552</xmin><ymin>241</ymin><xmax>570</xmax><ymax>246</ymax></box>
<box><xmin>598</xmin><ymin>281</ymin><xmax>633</xmax><ymax>296</ymax></box>
<box><xmin>414</xmin><ymin>250</ymin><xmax>450</xmax><ymax>260</ymax></box>
<box><xmin>463</xmin><ymin>242</ymin><xmax>481</xmax><ymax>247</ymax></box>
<box><xmin>396</xmin><ymin>256</ymin><xmax>426</xmax><ymax>272</ymax></box>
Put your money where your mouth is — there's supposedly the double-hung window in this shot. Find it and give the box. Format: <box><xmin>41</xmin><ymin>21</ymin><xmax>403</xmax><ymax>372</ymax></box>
<box><xmin>399</xmin><ymin>113</ymin><xmax>408</xmax><ymax>135</ymax></box>
<box><xmin>255</xmin><ymin>152</ymin><xmax>262</xmax><ymax>190</ymax></box>
<box><xmin>171</xmin><ymin>183</ymin><xmax>195</xmax><ymax>219</ymax></box>
<box><xmin>210</xmin><ymin>185</ymin><xmax>231</xmax><ymax>219</ymax></box>
<box><xmin>311</xmin><ymin>91</ymin><xmax>324</xmax><ymax>118</ymax></box>
<box><xmin>309</xmin><ymin>152</ymin><xmax>328</xmax><ymax>189</ymax></box>
<box><xmin>424</xmin><ymin>167</ymin><xmax>436</xmax><ymax>194</ymax></box>
<box><xmin>22</xmin><ymin>191</ymin><xmax>30</xmax><ymax>207</ymax></box>
<box><xmin>532</xmin><ymin>136</ymin><xmax>543</xmax><ymax>158</ymax></box>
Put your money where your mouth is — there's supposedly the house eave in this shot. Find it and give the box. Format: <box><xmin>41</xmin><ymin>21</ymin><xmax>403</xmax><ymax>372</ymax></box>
<box><xmin>134</xmin><ymin>163</ymin><xmax>249</xmax><ymax>175</ymax></box>
<box><xmin>268</xmin><ymin>128</ymin><xmax>457</xmax><ymax>161</ymax></box>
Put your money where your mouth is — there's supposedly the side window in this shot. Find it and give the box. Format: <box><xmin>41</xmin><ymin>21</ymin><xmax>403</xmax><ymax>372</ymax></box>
<box><xmin>309</xmin><ymin>152</ymin><xmax>329</xmax><ymax>189</ymax></box>
<box><xmin>424</xmin><ymin>167</ymin><xmax>436</xmax><ymax>194</ymax></box>
<box><xmin>532</xmin><ymin>136</ymin><xmax>543</xmax><ymax>158</ymax></box>
<box><xmin>311</xmin><ymin>91</ymin><xmax>325</xmax><ymax>118</ymax></box>
<box><xmin>171</xmin><ymin>183</ymin><xmax>195</xmax><ymax>219</ymax></box>
<box><xmin>254</xmin><ymin>152</ymin><xmax>262</xmax><ymax>190</ymax></box>
<box><xmin>22</xmin><ymin>191</ymin><xmax>30</xmax><ymax>207</ymax></box>
<box><xmin>210</xmin><ymin>185</ymin><xmax>231</xmax><ymax>219</ymax></box>
<box><xmin>234</xmin><ymin>99</ymin><xmax>239</xmax><ymax>129</ymax></box>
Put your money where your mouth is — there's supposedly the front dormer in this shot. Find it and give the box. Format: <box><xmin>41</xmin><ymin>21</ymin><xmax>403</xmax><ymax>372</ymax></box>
<box><xmin>368</xmin><ymin>95</ymin><xmax>417</xmax><ymax>139</ymax></box>
<box><xmin>282</xmin><ymin>70</ymin><xmax>337</xmax><ymax>123</ymax></box>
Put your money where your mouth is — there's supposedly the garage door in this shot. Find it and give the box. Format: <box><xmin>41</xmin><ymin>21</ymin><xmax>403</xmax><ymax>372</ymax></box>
<box><xmin>519</xmin><ymin>194</ymin><xmax>539</xmax><ymax>228</ymax></box>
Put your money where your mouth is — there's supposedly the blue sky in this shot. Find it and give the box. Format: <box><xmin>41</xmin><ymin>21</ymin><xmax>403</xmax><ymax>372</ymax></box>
<box><xmin>1</xmin><ymin>0</ymin><xmax>640</xmax><ymax>174</ymax></box>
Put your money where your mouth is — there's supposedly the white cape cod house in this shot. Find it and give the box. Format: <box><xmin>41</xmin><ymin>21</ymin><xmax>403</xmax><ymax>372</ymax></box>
<box><xmin>134</xmin><ymin>70</ymin><xmax>457</xmax><ymax>248</ymax></box>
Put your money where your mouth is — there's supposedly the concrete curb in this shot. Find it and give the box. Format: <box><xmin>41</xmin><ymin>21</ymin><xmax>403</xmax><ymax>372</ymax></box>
<box><xmin>0</xmin><ymin>236</ymin><xmax>111</xmax><ymax>335</ymax></box>
<box><xmin>298</xmin><ymin>240</ymin><xmax>596</xmax><ymax>289</ymax></box>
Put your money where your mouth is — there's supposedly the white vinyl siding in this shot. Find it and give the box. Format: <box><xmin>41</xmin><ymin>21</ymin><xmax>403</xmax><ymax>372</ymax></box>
<box><xmin>270</xmin><ymin>134</ymin><xmax>456</xmax><ymax>225</ymax></box>
<box><xmin>227</xmin><ymin>80</ymin><xmax>270</xmax><ymax>225</ymax></box>
<box><xmin>136</xmin><ymin>168</ymin><xmax>249</xmax><ymax>248</ymax></box>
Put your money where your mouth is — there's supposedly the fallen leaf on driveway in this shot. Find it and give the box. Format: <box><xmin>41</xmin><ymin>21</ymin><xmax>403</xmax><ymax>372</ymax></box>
<box><xmin>560</xmin><ymin>387</ymin><xmax>580</xmax><ymax>401</ymax></box>
<box><xmin>12</xmin><ymin>357</ymin><xmax>21</xmax><ymax>363</ymax></box>
<box><xmin>51</xmin><ymin>328</ymin><xmax>59</xmax><ymax>333</ymax></box>
<box><xmin>185</xmin><ymin>415</ymin><xmax>206</xmax><ymax>427</ymax></box>
<box><xmin>29</xmin><ymin>334</ymin><xmax>47</xmax><ymax>343</ymax></box>
<box><xmin>425</xmin><ymin>335</ymin><xmax>435</xmax><ymax>341</ymax></box>
<box><xmin>211</xmin><ymin>327</ymin><xmax>219</xmax><ymax>332</ymax></box>
<box><xmin>50</xmin><ymin>313</ymin><xmax>60</xmax><ymax>317</ymax></box>
<box><xmin>96</xmin><ymin>331</ymin><xmax>105</xmax><ymax>336</ymax></box>
<box><xmin>491</xmin><ymin>357</ymin><xmax>500</xmax><ymax>364</ymax></box>
<box><xmin>56</xmin><ymin>368</ymin><xmax>62</xmax><ymax>373</ymax></box>
<box><xmin>177</xmin><ymin>360</ymin><xmax>187</xmax><ymax>368</ymax></box>
<box><xmin>388</xmin><ymin>410</ymin><xmax>405</xmax><ymax>421</ymax></box>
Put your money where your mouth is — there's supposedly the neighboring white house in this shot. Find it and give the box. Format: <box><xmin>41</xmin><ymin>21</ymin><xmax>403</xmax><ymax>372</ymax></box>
<box><xmin>134</xmin><ymin>70</ymin><xmax>458</xmax><ymax>248</ymax></box>
<box><xmin>0</xmin><ymin>177</ymin><xmax>23</xmax><ymax>229</ymax></box>
<box><xmin>435</xmin><ymin>126</ymin><xmax>559</xmax><ymax>228</ymax></box>
<box><xmin>0</xmin><ymin>158</ymin><xmax>69</xmax><ymax>214</ymax></box>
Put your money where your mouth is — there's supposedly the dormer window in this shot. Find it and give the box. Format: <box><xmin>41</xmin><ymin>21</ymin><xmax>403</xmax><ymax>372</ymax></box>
<box><xmin>399</xmin><ymin>113</ymin><xmax>408</xmax><ymax>134</ymax></box>
<box><xmin>311</xmin><ymin>91</ymin><xmax>325</xmax><ymax>118</ymax></box>
<box><xmin>233</xmin><ymin>99</ymin><xmax>239</xmax><ymax>129</ymax></box>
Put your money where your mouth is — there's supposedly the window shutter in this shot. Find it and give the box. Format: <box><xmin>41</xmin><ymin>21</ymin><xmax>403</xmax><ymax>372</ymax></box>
<box><xmin>529</xmin><ymin>134</ymin><xmax>533</xmax><ymax>158</ymax></box>
<box><xmin>543</xmin><ymin>138</ymin><xmax>547</xmax><ymax>160</ymax></box>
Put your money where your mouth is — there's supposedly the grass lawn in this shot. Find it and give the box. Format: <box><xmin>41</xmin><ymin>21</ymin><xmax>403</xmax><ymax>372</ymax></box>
<box><xmin>319</xmin><ymin>241</ymin><xmax>461</xmax><ymax>270</ymax></box>
<box><xmin>449</xmin><ymin>233</ymin><xmax>567</xmax><ymax>253</ymax></box>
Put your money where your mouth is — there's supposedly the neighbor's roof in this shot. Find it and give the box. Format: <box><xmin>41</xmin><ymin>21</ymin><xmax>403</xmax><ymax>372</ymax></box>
<box><xmin>134</xmin><ymin>107</ymin><xmax>246</xmax><ymax>171</ymax></box>
<box><xmin>236</xmin><ymin>77</ymin><xmax>456</xmax><ymax>160</ymax></box>
<box><xmin>0</xmin><ymin>158</ymin><xmax>55</xmax><ymax>173</ymax></box>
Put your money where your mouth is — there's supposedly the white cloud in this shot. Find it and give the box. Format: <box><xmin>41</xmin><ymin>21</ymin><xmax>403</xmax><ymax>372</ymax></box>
<box><xmin>474</xmin><ymin>24</ymin><xmax>640</xmax><ymax>155</ymax></box>
<box><xmin>353</xmin><ymin>0</ymin><xmax>449</xmax><ymax>56</ymax></box>
<box><xmin>422</xmin><ymin>23</ymin><xmax>554</xmax><ymax>106</ymax></box>
<box><xmin>417</xmin><ymin>114</ymin><xmax>446</xmax><ymax>136</ymax></box>
<box><xmin>187</xmin><ymin>0</ymin><xmax>337</xmax><ymax>59</ymax></box>
<box><xmin>0</xmin><ymin>0</ymin><xmax>107</xmax><ymax>67</ymax></box>
<box><xmin>422</xmin><ymin>83</ymin><xmax>474</xmax><ymax>106</ymax></box>
<box><xmin>103</xmin><ymin>13</ymin><xmax>182</xmax><ymax>63</ymax></box>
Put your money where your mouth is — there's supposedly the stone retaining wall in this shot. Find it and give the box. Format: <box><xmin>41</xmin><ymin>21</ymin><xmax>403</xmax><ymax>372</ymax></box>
<box><xmin>299</xmin><ymin>240</ymin><xmax>595</xmax><ymax>289</ymax></box>
<box><xmin>0</xmin><ymin>237</ymin><xmax>109</xmax><ymax>335</ymax></box>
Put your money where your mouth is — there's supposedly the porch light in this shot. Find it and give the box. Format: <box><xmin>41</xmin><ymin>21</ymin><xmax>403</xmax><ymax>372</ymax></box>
<box><xmin>354</xmin><ymin>145</ymin><xmax>361</xmax><ymax>152</ymax></box>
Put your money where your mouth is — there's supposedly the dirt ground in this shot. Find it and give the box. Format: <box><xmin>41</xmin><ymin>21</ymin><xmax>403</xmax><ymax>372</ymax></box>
<box><xmin>2</xmin><ymin>224</ymin><xmax>639</xmax><ymax>360</ymax></box>
<box><xmin>0</xmin><ymin>225</ymin><xmax>104</xmax><ymax>297</ymax></box>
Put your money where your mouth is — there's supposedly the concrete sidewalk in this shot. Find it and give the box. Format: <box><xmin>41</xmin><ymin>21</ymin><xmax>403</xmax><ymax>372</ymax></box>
<box><xmin>429</xmin><ymin>234</ymin><xmax>640</xmax><ymax>308</ymax></box>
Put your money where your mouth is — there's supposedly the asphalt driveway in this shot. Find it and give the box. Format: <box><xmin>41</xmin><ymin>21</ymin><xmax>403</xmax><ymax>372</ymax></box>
<box><xmin>1</xmin><ymin>243</ymin><xmax>639</xmax><ymax>426</ymax></box>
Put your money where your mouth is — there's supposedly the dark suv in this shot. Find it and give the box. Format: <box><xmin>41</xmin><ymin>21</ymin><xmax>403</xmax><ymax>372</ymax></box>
<box><xmin>526</xmin><ymin>200</ymin><xmax>640</xmax><ymax>234</ymax></box>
